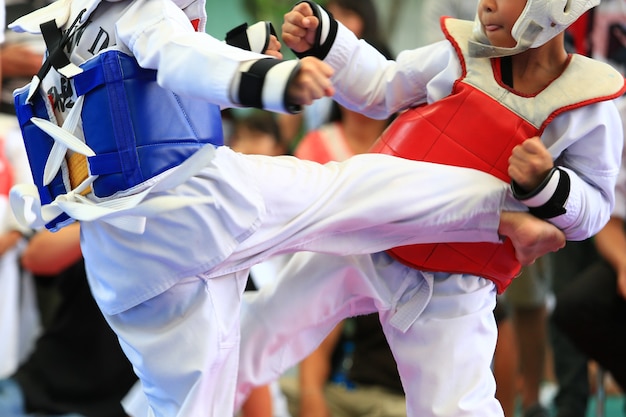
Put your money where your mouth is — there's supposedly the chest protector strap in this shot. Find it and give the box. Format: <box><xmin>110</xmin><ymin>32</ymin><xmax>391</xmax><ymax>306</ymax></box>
<box><xmin>14</xmin><ymin>50</ymin><xmax>224</xmax><ymax>230</ymax></box>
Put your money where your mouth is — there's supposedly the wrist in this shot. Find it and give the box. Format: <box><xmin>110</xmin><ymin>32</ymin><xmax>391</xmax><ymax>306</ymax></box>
<box><xmin>292</xmin><ymin>1</ymin><xmax>338</xmax><ymax>60</ymax></box>
<box><xmin>511</xmin><ymin>167</ymin><xmax>570</xmax><ymax>219</ymax></box>
<box><xmin>233</xmin><ymin>59</ymin><xmax>302</xmax><ymax>114</ymax></box>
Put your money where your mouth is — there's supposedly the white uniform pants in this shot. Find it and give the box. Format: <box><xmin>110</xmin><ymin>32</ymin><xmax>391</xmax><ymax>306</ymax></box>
<box><xmin>90</xmin><ymin>150</ymin><xmax>510</xmax><ymax>417</ymax></box>
<box><xmin>237</xmin><ymin>252</ymin><xmax>504</xmax><ymax>417</ymax></box>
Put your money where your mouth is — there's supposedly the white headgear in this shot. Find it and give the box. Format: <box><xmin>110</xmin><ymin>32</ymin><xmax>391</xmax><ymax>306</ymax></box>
<box><xmin>468</xmin><ymin>0</ymin><xmax>600</xmax><ymax>57</ymax></box>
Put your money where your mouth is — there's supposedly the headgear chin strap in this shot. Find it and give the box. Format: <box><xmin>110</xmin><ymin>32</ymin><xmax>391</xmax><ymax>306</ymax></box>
<box><xmin>469</xmin><ymin>0</ymin><xmax>600</xmax><ymax>58</ymax></box>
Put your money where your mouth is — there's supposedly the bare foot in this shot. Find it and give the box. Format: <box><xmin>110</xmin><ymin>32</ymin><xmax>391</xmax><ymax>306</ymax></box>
<box><xmin>499</xmin><ymin>211</ymin><xmax>565</xmax><ymax>265</ymax></box>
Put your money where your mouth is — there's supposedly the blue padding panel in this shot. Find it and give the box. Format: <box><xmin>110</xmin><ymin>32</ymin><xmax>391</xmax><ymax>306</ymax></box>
<box><xmin>77</xmin><ymin>51</ymin><xmax>224</xmax><ymax>197</ymax></box>
<box><xmin>14</xmin><ymin>88</ymin><xmax>72</xmax><ymax>230</ymax></box>
<box><xmin>14</xmin><ymin>50</ymin><xmax>225</xmax><ymax>230</ymax></box>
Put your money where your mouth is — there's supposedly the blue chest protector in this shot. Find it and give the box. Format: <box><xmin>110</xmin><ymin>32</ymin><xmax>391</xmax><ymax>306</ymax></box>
<box><xmin>14</xmin><ymin>50</ymin><xmax>224</xmax><ymax>230</ymax></box>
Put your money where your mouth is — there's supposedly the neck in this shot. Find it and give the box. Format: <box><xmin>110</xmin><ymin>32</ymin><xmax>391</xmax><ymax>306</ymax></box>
<box><xmin>509</xmin><ymin>36</ymin><xmax>569</xmax><ymax>94</ymax></box>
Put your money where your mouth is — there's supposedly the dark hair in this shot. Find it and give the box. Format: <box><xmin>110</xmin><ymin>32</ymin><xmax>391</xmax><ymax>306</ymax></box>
<box><xmin>233</xmin><ymin>110</ymin><xmax>285</xmax><ymax>149</ymax></box>
<box><xmin>326</xmin><ymin>0</ymin><xmax>384</xmax><ymax>48</ymax></box>
<box><xmin>325</xmin><ymin>0</ymin><xmax>393</xmax><ymax>59</ymax></box>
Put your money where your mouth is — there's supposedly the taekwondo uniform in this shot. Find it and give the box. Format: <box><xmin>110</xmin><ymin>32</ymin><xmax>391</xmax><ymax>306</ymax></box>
<box><xmin>237</xmin><ymin>7</ymin><xmax>626</xmax><ymax>417</ymax></box>
<box><xmin>6</xmin><ymin>0</ymin><xmax>520</xmax><ymax>416</ymax></box>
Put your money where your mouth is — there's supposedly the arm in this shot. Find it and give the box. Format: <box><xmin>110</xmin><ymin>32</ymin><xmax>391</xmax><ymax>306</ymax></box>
<box><xmin>0</xmin><ymin>230</ymin><xmax>22</xmax><ymax>256</ymax></box>
<box><xmin>594</xmin><ymin>122</ymin><xmax>626</xmax><ymax>298</ymax></box>
<box><xmin>594</xmin><ymin>217</ymin><xmax>626</xmax><ymax>298</ymax></box>
<box><xmin>1</xmin><ymin>43</ymin><xmax>42</xmax><ymax>78</ymax></box>
<box><xmin>282</xmin><ymin>1</ymin><xmax>457</xmax><ymax>119</ymax></box>
<box><xmin>20</xmin><ymin>223</ymin><xmax>81</xmax><ymax>276</ymax></box>
<box><xmin>510</xmin><ymin>101</ymin><xmax>624</xmax><ymax>241</ymax></box>
<box><xmin>297</xmin><ymin>322</ymin><xmax>344</xmax><ymax>417</ymax></box>
<box><xmin>116</xmin><ymin>0</ymin><xmax>332</xmax><ymax>114</ymax></box>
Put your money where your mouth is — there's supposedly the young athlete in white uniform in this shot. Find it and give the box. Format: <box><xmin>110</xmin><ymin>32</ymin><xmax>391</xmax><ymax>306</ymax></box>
<box><xmin>236</xmin><ymin>1</ymin><xmax>626</xmax><ymax>416</ymax></box>
<box><xmin>4</xmin><ymin>1</ymin><xmax>566</xmax><ymax>416</ymax></box>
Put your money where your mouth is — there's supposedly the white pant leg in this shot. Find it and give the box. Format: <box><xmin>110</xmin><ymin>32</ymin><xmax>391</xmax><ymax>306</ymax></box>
<box><xmin>380</xmin><ymin>273</ymin><xmax>503</xmax><ymax>417</ymax></box>
<box><xmin>237</xmin><ymin>252</ymin><xmax>381</xmax><ymax>404</ymax></box>
<box><xmin>215</xmin><ymin>151</ymin><xmax>508</xmax><ymax>275</ymax></box>
<box><xmin>80</xmin><ymin>148</ymin><xmax>512</xmax><ymax>319</ymax></box>
<box><xmin>105</xmin><ymin>270</ymin><xmax>248</xmax><ymax>417</ymax></box>
<box><xmin>236</xmin><ymin>251</ymin><xmax>425</xmax><ymax>409</ymax></box>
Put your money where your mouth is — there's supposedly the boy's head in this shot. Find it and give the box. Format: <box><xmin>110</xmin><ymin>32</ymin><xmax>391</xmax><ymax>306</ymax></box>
<box><xmin>469</xmin><ymin>0</ymin><xmax>600</xmax><ymax>57</ymax></box>
<box><xmin>229</xmin><ymin>111</ymin><xmax>286</xmax><ymax>156</ymax></box>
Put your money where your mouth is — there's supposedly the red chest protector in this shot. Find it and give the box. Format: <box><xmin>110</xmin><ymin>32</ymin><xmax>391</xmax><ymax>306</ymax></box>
<box><xmin>370</xmin><ymin>17</ymin><xmax>626</xmax><ymax>292</ymax></box>
<box><xmin>370</xmin><ymin>82</ymin><xmax>536</xmax><ymax>291</ymax></box>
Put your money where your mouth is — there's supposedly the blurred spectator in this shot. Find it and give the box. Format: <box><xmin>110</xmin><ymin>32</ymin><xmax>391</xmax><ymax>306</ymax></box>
<box><xmin>552</xmin><ymin>95</ymin><xmax>626</xmax><ymax>415</ymax></box>
<box><xmin>0</xmin><ymin>0</ymin><xmax>40</xmax><ymax>379</ymax></box>
<box><xmin>0</xmin><ymin>223</ymin><xmax>137</xmax><ymax>417</ymax></box>
<box><xmin>1</xmin><ymin>0</ymin><xmax>46</xmax><ymax>115</ymax></box>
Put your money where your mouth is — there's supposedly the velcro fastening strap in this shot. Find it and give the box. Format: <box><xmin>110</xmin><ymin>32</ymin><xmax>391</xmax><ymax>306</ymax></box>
<box><xmin>101</xmin><ymin>52</ymin><xmax>143</xmax><ymax>186</ymax></box>
<box><xmin>511</xmin><ymin>167</ymin><xmax>570</xmax><ymax>219</ymax></box>
<box><xmin>292</xmin><ymin>0</ymin><xmax>338</xmax><ymax>60</ymax></box>
<box><xmin>225</xmin><ymin>23</ymin><xmax>251</xmax><ymax>51</ymax></box>
<box><xmin>73</xmin><ymin>58</ymin><xmax>156</xmax><ymax>96</ymax></box>
<box><xmin>87</xmin><ymin>152</ymin><xmax>122</xmax><ymax>176</ymax></box>
<box><xmin>238</xmin><ymin>58</ymin><xmax>283</xmax><ymax>108</ymax></box>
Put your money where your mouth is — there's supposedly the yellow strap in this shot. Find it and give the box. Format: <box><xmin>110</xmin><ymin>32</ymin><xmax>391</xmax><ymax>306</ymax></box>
<box><xmin>66</xmin><ymin>152</ymin><xmax>91</xmax><ymax>196</ymax></box>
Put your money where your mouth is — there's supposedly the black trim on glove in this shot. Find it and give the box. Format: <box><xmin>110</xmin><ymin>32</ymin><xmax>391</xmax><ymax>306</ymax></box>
<box><xmin>226</xmin><ymin>22</ymin><xmax>277</xmax><ymax>54</ymax></box>
<box><xmin>225</xmin><ymin>23</ymin><xmax>252</xmax><ymax>51</ymax></box>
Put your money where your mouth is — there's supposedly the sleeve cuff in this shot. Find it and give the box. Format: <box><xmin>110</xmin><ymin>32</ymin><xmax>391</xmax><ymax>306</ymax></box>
<box><xmin>511</xmin><ymin>167</ymin><xmax>570</xmax><ymax>219</ymax></box>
